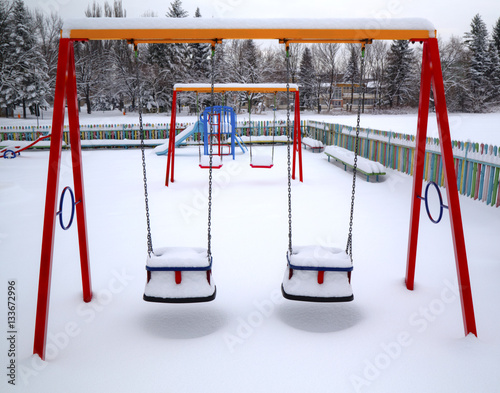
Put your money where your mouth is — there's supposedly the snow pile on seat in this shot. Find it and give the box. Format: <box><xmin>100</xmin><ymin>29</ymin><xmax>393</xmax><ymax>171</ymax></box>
<box><xmin>302</xmin><ymin>137</ymin><xmax>324</xmax><ymax>148</ymax></box>
<box><xmin>239</xmin><ymin>135</ymin><xmax>288</xmax><ymax>143</ymax></box>
<box><xmin>288</xmin><ymin>245</ymin><xmax>351</xmax><ymax>268</ymax></box>
<box><xmin>144</xmin><ymin>247</ymin><xmax>215</xmax><ymax>299</ymax></box>
<box><xmin>147</xmin><ymin>247</ymin><xmax>209</xmax><ymax>268</ymax></box>
<box><xmin>251</xmin><ymin>155</ymin><xmax>273</xmax><ymax>167</ymax></box>
<box><xmin>200</xmin><ymin>155</ymin><xmax>222</xmax><ymax>167</ymax></box>
<box><xmin>282</xmin><ymin>245</ymin><xmax>352</xmax><ymax>298</ymax></box>
<box><xmin>325</xmin><ymin>145</ymin><xmax>385</xmax><ymax>174</ymax></box>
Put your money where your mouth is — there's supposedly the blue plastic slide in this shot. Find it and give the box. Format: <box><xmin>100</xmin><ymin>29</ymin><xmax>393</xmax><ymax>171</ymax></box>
<box><xmin>154</xmin><ymin>121</ymin><xmax>203</xmax><ymax>156</ymax></box>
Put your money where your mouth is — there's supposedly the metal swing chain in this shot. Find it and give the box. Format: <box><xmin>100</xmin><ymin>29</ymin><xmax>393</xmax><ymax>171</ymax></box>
<box><xmin>135</xmin><ymin>46</ymin><xmax>153</xmax><ymax>256</ymax></box>
<box><xmin>285</xmin><ymin>44</ymin><xmax>293</xmax><ymax>255</ymax></box>
<box><xmin>207</xmin><ymin>44</ymin><xmax>215</xmax><ymax>258</ymax></box>
<box><xmin>346</xmin><ymin>43</ymin><xmax>367</xmax><ymax>260</ymax></box>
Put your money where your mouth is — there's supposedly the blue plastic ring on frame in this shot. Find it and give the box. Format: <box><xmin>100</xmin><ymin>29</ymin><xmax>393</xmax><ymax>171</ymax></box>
<box><xmin>57</xmin><ymin>186</ymin><xmax>76</xmax><ymax>230</ymax></box>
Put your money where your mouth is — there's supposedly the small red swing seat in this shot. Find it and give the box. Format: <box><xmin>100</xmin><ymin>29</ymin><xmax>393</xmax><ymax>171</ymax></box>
<box><xmin>250</xmin><ymin>155</ymin><xmax>273</xmax><ymax>169</ymax></box>
<box><xmin>199</xmin><ymin>155</ymin><xmax>223</xmax><ymax>169</ymax></box>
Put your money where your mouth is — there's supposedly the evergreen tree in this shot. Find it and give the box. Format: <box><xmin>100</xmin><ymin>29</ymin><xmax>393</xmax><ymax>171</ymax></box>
<box><xmin>492</xmin><ymin>17</ymin><xmax>500</xmax><ymax>55</ymax></box>
<box><xmin>0</xmin><ymin>0</ymin><xmax>14</xmax><ymax>116</ymax></box>
<box><xmin>146</xmin><ymin>0</ymin><xmax>189</xmax><ymax>112</ymax></box>
<box><xmin>384</xmin><ymin>40</ymin><xmax>415</xmax><ymax>108</ymax></box>
<box><xmin>166</xmin><ymin>0</ymin><xmax>188</xmax><ymax>18</ymax></box>
<box><xmin>5</xmin><ymin>0</ymin><xmax>49</xmax><ymax>118</ymax></box>
<box><xmin>188</xmin><ymin>7</ymin><xmax>210</xmax><ymax>83</ymax></box>
<box><xmin>298</xmin><ymin>46</ymin><xmax>315</xmax><ymax>110</ymax></box>
<box><xmin>486</xmin><ymin>41</ymin><xmax>500</xmax><ymax>103</ymax></box>
<box><xmin>464</xmin><ymin>14</ymin><xmax>490</xmax><ymax>112</ymax></box>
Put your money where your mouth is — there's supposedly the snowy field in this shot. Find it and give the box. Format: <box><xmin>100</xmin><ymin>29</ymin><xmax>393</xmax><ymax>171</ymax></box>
<box><xmin>2</xmin><ymin>108</ymin><xmax>500</xmax><ymax>146</ymax></box>
<box><xmin>1</xmin><ymin>135</ymin><xmax>499</xmax><ymax>392</ymax></box>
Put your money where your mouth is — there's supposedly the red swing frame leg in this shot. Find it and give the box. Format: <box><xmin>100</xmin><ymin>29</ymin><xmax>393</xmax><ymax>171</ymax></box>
<box><xmin>292</xmin><ymin>90</ymin><xmax>303</xmax><ymax>182</ymax></box>
<box><xmin>166</xmin><ymin>90</ymin><xmax>178</xmax><ymax>186</ymax></box>
<box><xmin>33</xmin><ymin>39</ymin><xmax>92</xmax><ymax>361</ymax></box>
<box><xmin>405</xmin><ymin>38</ymin><xmax>477</xmax><ymax>337</ymax></box>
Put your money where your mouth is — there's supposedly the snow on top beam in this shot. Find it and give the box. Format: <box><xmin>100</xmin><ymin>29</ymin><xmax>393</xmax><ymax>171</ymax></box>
<box><xmin>61</xmin><ymin>18</ymin><xmax>436</xmax><ymax>43</ymax></box>
<box><xmin>174</xmin><ymin>83</ymin><xmax>299</xmax><ymax>93</ymax></box>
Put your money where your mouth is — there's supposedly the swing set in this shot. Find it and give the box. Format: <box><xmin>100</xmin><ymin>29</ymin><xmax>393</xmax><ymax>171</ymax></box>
<box><xmin>33</xmin><ymin>17</ymin><xmax>477</xmax><ymax>361</ymax></box>
<box><xmin>165</xmin><ymin>83</ymin><xmax>303</xmax><ymax>184</ymax></box>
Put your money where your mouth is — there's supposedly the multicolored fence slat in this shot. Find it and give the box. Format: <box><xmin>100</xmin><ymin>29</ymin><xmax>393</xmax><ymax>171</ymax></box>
<box><xmin>2</xmin><ymin>119</ymin><xmax>498</xmax><ymax>207</ymax></box>
<box><xmin>0</xmin><ymin>120</ymin><xmax>306</xmax><ymax>146</ymax></box>
<box><xmin>306</xmin><ymin>120</ymin><xmax>500</xmax><ymax>208</ymax></box>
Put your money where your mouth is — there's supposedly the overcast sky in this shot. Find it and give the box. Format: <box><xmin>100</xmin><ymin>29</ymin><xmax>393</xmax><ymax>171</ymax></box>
<box><xmin>27</xmin><ymin>0</ymin><xmax>499</xmax><ymax>41</ymax></box>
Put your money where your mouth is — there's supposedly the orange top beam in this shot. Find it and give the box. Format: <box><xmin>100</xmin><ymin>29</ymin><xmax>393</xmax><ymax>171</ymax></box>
<box><xmin>62</xmin><ymin>18</ymin><xmax>436</xmax><ymax>43</ymax></box>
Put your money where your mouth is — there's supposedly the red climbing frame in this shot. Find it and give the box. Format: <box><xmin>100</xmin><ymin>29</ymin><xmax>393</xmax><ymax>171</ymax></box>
<box><xmin>406</xmin><ymin>38</ymin><xmax>477</xmax><ymax>337</ymax></box>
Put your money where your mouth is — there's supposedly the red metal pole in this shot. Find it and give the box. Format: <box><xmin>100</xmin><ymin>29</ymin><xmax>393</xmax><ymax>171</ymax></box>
<box><xmin>33</xmin><ymin>38</ymin><xmax>70</xmax><ymax>360</ymax></box>
<box><xmin>296</xmin><ymin>90</ymin><xmax>303</xmax><ymax>182</ymax></box>
<box><xmin>405</xmin><ymin>41</ymin><xmax>432</xmax><ymax>291</ymax></box>
<box><xmin>292</xmin><ymin>91</ymin><xmax>298</xmax><ymax>180</ymax></box>
<box><xmin>165</xmin><ymin>90</ymin><xmax>177</xmax><ymax>186</ymax></box>
<box><xmin>428</xmin><ymin>38</ymin><xmax>477</xmax><ymax>336</ymax></box>
<box><xmin>66</xmin><ymin>42</ymin><xmax>92</xmax><ymax>303</ymax></box>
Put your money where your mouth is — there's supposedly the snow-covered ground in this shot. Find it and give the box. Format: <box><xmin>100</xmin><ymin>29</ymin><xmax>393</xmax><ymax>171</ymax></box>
<box><xmin>2</xmin><ymin>108</ymin><xmax>500</xmax><ymax>146</ymax></box>
<box><xmin>1</xmin><ymin>135</ymin><xmax>499</xmax><ymax>392</ymax></box>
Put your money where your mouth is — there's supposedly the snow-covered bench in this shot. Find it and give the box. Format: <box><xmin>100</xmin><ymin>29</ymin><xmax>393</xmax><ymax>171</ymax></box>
<box><xmin>301</xmin><ymin>137</ymin><xmax>324</xmax><ymax>152</ymax></box>
<box><xmin>324</xmin><ymin>146</ymin><xmax>386</xmax><ymax>182</ymax></box>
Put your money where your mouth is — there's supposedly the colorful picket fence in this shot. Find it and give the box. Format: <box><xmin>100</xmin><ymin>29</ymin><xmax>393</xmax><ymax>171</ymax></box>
<box><xmin>0</xmin><ymin>120</ymin><xmax>306</xmax><ymax>144</ymax></box>
<box><xmin>306</xmin><ymin>120</ymin><xmax>500</xmax><ymax>208</ymax></box>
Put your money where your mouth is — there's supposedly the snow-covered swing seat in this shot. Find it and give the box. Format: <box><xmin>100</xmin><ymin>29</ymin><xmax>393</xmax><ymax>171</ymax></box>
<box><xmin>134</xmin><ymin>59</ymin><xmax>216</xmax><ymax>303</ymax></box>
<box><xmin>199</xmin><ymin>154</ymin><xmax>223</xmax><ymax>169</ymax></box>
<box><xmin>250</xmin><ymin>155</ymin><xmax>274</xmax><ymax>169</ymax></box>
<box><xmin>282</xmin><ymin>246</ymin><xmax>353</xmax><ymax>302</ymax></box>
<box><xmin>144</xmin><ymin>247</ymin><xmax>216</xmax><ymax>303</ymax></box>
<box><xmin>248</xmin><ymin>94</ymin><xmax>275</xmax><ymax>169</ymax></box>
<box><xmin>280</xmin><ymin>42</ymin><xmax>370</xmax><ymax>303</ymax></box>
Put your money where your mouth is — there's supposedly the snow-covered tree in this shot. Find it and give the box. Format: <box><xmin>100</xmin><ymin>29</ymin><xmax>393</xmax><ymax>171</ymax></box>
<box><xmin>383</xmin><ymin>40</ymin><xmax>416</xmax><ymax>108</ymax></box>
<box><xmin>4</xmin><ymin>0</ymin><xmax>49</xmax><ymax>118</ymax></box>
<box><xmin>224</xmin><ymin>39</ymin><xmax>263</xmax><ymax>111</ymax></box>
<box><xmin>486</xmin><ymin>41</ymin><xmax>500</xmax><ymax>104</ymax></box>
<box><xmin>298</xmin><ymin>46</ymin><xmax>315</xmax><ymax>110</ymax></box>
<box><xmin>440</xmin><ymin>36</ymin><xmax>469</xmax><ymax>112</ymax></box>
<box><xmin>33</xmin><ymin>10</ymin><xmax>62</xmax><ymax>95</ymax></box>
<box><xmin>0</xmin><ymin>0</ymin><xmax>14</xmax><ymax>116</ymax></box>
<box><xmin>166</xmin><ymin>0</ymin><xmax>187</xmax><ymax>18</ymax></box>
<box><xmin>464</xmin><ymin>14</ymin><xmax>491</xmax><ymax>112</ymax></box>
<box><xmin>312</xmin><ymin>43</ymin><xmax>340</xmax><ymax>112</ymax></box>
<box><xmin>365</xmin><ymin>41</ymin><xmax>388</xmax><ymax>109</ymax></box>
<box><xmin>344</xmin><ymin>44</ymin><xmax>360</xmax><ymax>110</ymax></box>
<box><xmin>188</xmin><ymin>7</ymin><xmax>210</xmax><ymax>83</ymax></box>
<box><xmin>492</xmin><ymin>17</ymin><xmax>500</xmax><ymax>55</ymax></box>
